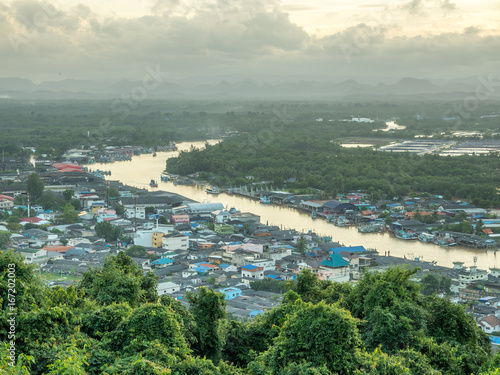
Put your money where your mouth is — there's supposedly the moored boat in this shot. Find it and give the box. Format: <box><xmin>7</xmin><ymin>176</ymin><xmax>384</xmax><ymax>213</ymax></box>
<box><xmin>206</xmin><ymin>187</ymin><xmax>221</xmax><ymax>194</ymax></box>
<box><xmin>418</xmin><ymin>232</ymin><xmax>435</xmax><ymax>242</ymax></box>
<box><xmin>150</xmin><ymin>179</ymin><xmax>158</xmax><ymax>187</ymax></box>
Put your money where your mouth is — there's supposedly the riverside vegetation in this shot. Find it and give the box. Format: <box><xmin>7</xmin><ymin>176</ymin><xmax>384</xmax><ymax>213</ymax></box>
<box><xmin>1</xmin><ymin>250</ymin><xmax>499</xmax><ymax>374</ymax></box>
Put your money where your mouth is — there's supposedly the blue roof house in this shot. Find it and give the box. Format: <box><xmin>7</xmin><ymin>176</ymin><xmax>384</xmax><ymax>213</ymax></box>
<box><xmin>219</xmin><ymin>287</ymin><xmax>242</xmax><ymax>300</ymax></box>
<box><xmin>320</xmin><ymin>254</ymin><xmax>350</xmax><ymax>269</ymax></box>
<box><xmin>151</xmin><ymin>258</ymin><xmax>175</xmax><ymax>268</ymax></box>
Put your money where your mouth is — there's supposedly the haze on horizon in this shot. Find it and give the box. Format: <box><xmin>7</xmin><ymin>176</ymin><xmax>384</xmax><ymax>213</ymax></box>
<box><xmin>1</xmin><ymin>0</ymin><xmax>499</xmax><ymax>84</ymax></box>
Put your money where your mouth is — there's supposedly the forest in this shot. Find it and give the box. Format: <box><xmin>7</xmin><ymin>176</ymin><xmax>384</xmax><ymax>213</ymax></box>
<box><xmin>1</xmin><ymin>250</ymin><xmax>499</xmax><ymax>374</ymax></box>
<box><xmin>166</xmin><ymin>122</ymin><xmax>500</xmax><ymax>205</ymax></box>
<box><xmin>1</xmin><ymin>98</ymin><xmax>500</xmax><ymax>158</ymax></box>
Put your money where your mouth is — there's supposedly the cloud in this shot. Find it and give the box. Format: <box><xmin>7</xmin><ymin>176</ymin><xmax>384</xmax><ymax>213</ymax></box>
<box><xmin>0</xmin><ymin>0</ymin><xmax>496</xmax><ymax>82</ymax></box>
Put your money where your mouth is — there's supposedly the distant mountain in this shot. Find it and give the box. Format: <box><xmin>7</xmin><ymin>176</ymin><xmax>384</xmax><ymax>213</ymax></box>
<box><xmin>0</xmin><ymin>77</ymin><xmax>37</xmax><ymax>91</ymax></box>
<box><xmin>0</xmin><ymin>76</ymin><xmax>497</xmax><ymax>100</ymax></box>
<box><xmin>386</xmin><ymin>78</ymin><xmax>441</xmax><ymax>95</ymax></box>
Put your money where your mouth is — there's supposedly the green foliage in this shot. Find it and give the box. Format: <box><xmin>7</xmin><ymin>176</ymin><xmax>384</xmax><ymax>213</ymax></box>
<box><xmin>82</xmin><ymin>303</ymin><xmax>133</xmax><ymax>339</ymax></box>
<box><xmin>187</xmin><ymin>287</ymin><xmax>226</xmax><ymax>364</ymax></box>
<box><xmin>95</xmin><ymin>221</ymin><xmax>121</xmax><ymax>242</ymax></box>
<box><xmin>250</xmin><ymin>278</ymin><xmax>288</xmax><ymax>293</ymax></box>
<box><xmin>268</xmin><ymin>301</ymin><xmax>361</xmax><ymax>374</ymax></box>
<box><xmin>0</xmin><ymin>231</ymin><xmax>12</xmax><ymax>248</ymax></box>
<box><xmin>79</xmin><ymin>252</ymin><xmax>158</xmax><ymax>306</ymax></box>
<box><xmin>27</xmin><ymin>172</ymin><xmax>44</xmax><ymax>202</ymax></box>
<box><xmin>62</xmin><ymin>189</ymin><xmax>74</xmax><ymax>201</ymax></box>
<box><xmin>103</xmin><ymin>303</ymin><xmax>189</xmax><ymax>357</ymax></box>
<box><xmin>295</xmin><ymin>234</ymin><xmax>307</xmax><ymax>255</ymax></box>
<box><xmin>107</xmin><ymin>187</ymin><xmax>120</xmax><ymax>199</ymax></box>
<box><xmin>124</xmin><ymin>245</ymin><xmax>146</xmax><ymax>257</ymax></box>
<box><xmin>61</xmin><ymin>203</ymin><xmax>79</xmax><ymax>224</ymax></box>
<box><xmin>421</xmin><ymin>273</ymin><xmax>452</xmax><ymax>295</ymax></box>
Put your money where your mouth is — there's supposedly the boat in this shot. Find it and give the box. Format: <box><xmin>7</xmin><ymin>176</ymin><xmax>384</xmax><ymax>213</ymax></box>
<box><xmin>433</xmin><ymin>233</ymin><xmax>457</xmax><ymax>246</ymax></box>
<box><xmin>150</xmin><ymin>179</ymin><xmax>158</xmax><ymax>188</ymax></box>
<box><xmin>153</xmin><ymin>152</ymin><xmax>157</xmax><ymax>157</ymax></box>
<box><xmin>358</xmin><ymin>223</ymin><xmax>385</xmax><ymax>233</ymax></box>
<box><xmin>161</xmin><ymin>175</ymin><xmax>169</xmax><ymax>182</ymax></box>
<box><xmin>260</xmin><ymin>195</ymin><xmax>271</xmax><ymax>204</ymax></box>
<box><xmin>395</xmin><ymin>230</ymin><xmax>418</xmax><ymax>240</ymax></box>
<box><xmin>418</xmin><ymin>232</ymin><xmax>434</xmax><ymax>242</ymax></box>
<box><xmin>206</xmin><ymin>187</ymin><xmax>221</xmax><ymax>194</ymax></box>
<box><xmin>333</xmin><ymin>216</ymin><xmax>350</xmax><ymax>227</ymax></box>
<box><xmin>311</xmin><ymin>210</ymin><xmax>317</xmax><ymax>219</ymax></box>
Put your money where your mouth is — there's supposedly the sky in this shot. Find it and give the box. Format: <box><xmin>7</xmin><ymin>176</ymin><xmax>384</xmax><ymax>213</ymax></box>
<box><xmin>1</xmin><ymin>0</ymin><xmax>499</xmax><ymax>83</ymax></box>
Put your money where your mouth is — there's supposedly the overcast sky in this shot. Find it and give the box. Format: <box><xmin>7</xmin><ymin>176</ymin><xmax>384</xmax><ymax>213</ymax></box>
<box><xmin>1</xmin><ymin>0</ymin><xmax>499</xmax><ymax>82</ymax></box>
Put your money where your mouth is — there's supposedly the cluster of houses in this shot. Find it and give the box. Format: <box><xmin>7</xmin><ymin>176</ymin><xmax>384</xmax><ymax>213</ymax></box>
<box><xmin>0</xmin><ymin>174</ymin><xmax>383</xmax><ymax>319</ymax></box>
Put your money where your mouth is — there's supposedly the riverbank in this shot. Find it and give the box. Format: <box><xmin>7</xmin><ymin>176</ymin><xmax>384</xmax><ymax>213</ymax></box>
<box><xmin>91</xmin><ymin>140</ymin><xmax>500</xmax><ymax>270</ymax></box>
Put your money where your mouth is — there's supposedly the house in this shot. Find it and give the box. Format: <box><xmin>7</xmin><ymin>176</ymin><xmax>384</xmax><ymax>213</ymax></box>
<box><xmin>478</xmin><ymin>315</ymin><xmax>500</xmax><ymax>333</ymax></box>
<box><xmin>157</xmin><ymin>281</ymin><xmax>181</xmax><ymax>295</ymax></box>
<box><xmin>249</xmin><ymin>310</ymin><xmax>265</xmax><ymax>319</ymax></box>
<box><xmin>249</xmin><ymin>258</ymin><xmax>276</xmax><ymax>271</ymax></box>
<box><xmin>320</xmin><ymin>253</ymin><xmax>350</xmax><ymax>269</ymax></box>
<box><xmin>459</xmin><ymin>265</ymin><xmax>488</xmax><ymax>288</ymax></box>
<box><xmin>162</xmin><ymin>233</ymin><xmax>189</xmax><ymax>251</ymax></box>
<box><xmin>241</xmin><ymin>264</ymin><xmax>264</xmax><ymax>279</ymax></box>
<box><xmin>152</xmin><ymin>258</ymin><xmax>175</xmax><ymax>268</ymax></box>
<box><xmin>0</xmin><ymin>195</ymin><xmax>14</xmax><ymax>210</ymax></box>
<box><xmin>219</xmin><ymin>287</ymin><xmax>242</xmax><ymax>300</ymax></box>
<box><xmin>14</xmin><ymin>248</ymin><xmax>48</xmax><ymax>264</ymax></box>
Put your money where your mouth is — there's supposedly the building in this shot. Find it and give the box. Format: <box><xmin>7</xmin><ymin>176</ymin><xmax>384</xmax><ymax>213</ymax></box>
<box><xmin>219</xmin><ymin>287</ymin><xmax>242</xmax><ymax>300</ymax></box>
<box><xmin>162</xmin><ymin>233</ymin><xmax>189</xmax><ymax>251</ymax></box>
<box><xmin>157</xmin><ymin>281</ymin><xmax>181</xmax><ymax>295</ymax></box>
<box><xmin>152</xmin><ymin>258</ymin><xmax>175</xmax><ymax>268</ymax></box>
<box><xmin>478</xmin><ymin>315</ymin><xmax>500</xmax><ymax>334</ymax></box>
<box><xmin>241</xmin><ymin>264</ymin><xmax>264</xmax><ymax>279</ymax></box>
<box><xmin>0</xmin><ymin>195</ymin><xmax>14</xmax><ymax>210</ymax></box>
<box><xmin>15</xmin><ymin>248</ymin><xmax>48</xmax><ymax>264</ymax></box>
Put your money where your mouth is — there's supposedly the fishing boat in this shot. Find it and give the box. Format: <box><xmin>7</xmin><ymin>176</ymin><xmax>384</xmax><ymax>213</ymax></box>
<box><xmin>161</xmin><ymin>175</ymin><xmax>169</xmax><ymax>182</ymax></box>
<box><xmin>260</xmin><ymin>195</ymin><xmax>271</xmax><ymax>204</ymax></box>
<box><xmin>395</xmin><ymin>230</ymin><xmax>418</xmax><ymax>240</ymax></box>
<box><xmin>153</xmin><ymin>152</ymin><xmax>157</xmax><ymax>157</ymax></box>
<box><xmin>418</xmin><ymin>232</ymin><xmax>434</xmax><ymax>242</ymax></box>
<box><xmin>333</xmin><ymin>216</ymin><xmax>350</xmax><ymax>227</ymax></box>
<box><xmin>150</xmin><ymin>179</ymin><xmax>158</xmax><ymax>188</ymax></box>
<box><xmin>206</xmin><ymin>187</ymin><xmax>221</xmax><ymax>194</ymax></box>
<box><xmin>311</xmin><ymin>210</ymin><xmax>317</xmax><ymax>219</ymax></box>
<box><xmin>433</xmin><ymin>233</ymin><xmax>457</xmax><ymax>246</ymax></box>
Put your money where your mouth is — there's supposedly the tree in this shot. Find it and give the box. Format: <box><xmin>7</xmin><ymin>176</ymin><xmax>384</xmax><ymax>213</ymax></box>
<box><xmin>268</xmin><ymin>301</ymin><xmax>361</xmax><ymax>374</ymax></box>
<box><xmin>79</xmin><ymin>252</ymin><xmax>158</xmax><ymax>306</ymax></box>
<box><xmin>95</xmin><ymin>221</ymin><xmax>120</xmax><ymax>242</ymax></box>
<box><xmin>421</xmin><ymin>273</ymin><xmax>451</xmax><ymax>295</ymax></box>
<box><xmin>61</xmin><ymin>203</ymin><xmax>79</xmax><ymax>224</ymax></box>
<box><xmin>107</xmin><ymin>187</ymin><xmax>120</xmax><ymax>199</ymax></box>
<box><xmin>62</xmin><ymin>189</ymin><xmax>74</xmax><ymax>201</ymax></box>
<box><xmin>186</xmin><ymin>287</ymin><xmax>226</xmax><ymax>364</ymax></box>
<box><xmin>27</xmin><ymin>173</ymin><xmax>44</xmax><ymax>202</ymax></box>
<box><xmin>113</xmin><ymin>204</ymin><xmax>125</xmax><ymax>216</ymax></box>
<box><xmin>0</xmin><ymin>231</ymin><xmax>12</xmax><ymax>248</ymax></box>
<box><xmin>296</xmin><ymin>234</ymin><xmax>307</xmax><ymax>255</ymax></box>
<box><xmin>125</xmin><ymin>245</ymin><xmax>146</xmax><ymax>257</ymax></box>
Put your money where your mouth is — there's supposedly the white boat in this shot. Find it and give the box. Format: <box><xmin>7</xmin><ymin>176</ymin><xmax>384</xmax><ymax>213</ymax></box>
<box><xmin>206</xmin><ymin>187</ymin><xmax>221</xmax><ymax>194</ymax></box>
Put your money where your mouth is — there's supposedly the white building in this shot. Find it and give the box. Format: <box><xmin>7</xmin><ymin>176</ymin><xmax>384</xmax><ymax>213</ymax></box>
<box><xmin>241</xmin><ymin>265</ymin><xmax>264</xmax><ymax>279</ymax></box>
<box><xmin>16</xmin><ymin>248</ymin><xmax>48</xmax><ymax>264</ymax></box>
<box><xmin>249</xmin><ymin>258</ymin><xmax>275</xmax><ymax>271</ymax></box>
<box><xmin>162</xmin><ymin>233</ymin><xmax>189</xmax><ymax>251</ymax></box>
<box><xmin>157</xmin><ymin>282</ymin><xmax>181</xmax><ymax>295</ymax></box>
<box><xmin>478</xmin><ymin>315</ymin><xmax>500</xmax><ymax>334</ymax></box>
<box><xmin>458</xmin><ymin>266</ymin><xmax>488</xmax><ymax>288</ymax></box>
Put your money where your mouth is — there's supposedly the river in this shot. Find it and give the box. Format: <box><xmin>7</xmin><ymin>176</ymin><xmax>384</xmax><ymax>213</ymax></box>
<box><xmin>91</xmin><ymin>140</ymin><xmax>500</xmax><ymax>270</ymax></box>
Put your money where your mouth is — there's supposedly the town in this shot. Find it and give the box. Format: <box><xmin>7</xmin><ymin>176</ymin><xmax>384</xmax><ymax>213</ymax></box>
<box><xmin>2</xmin><ymin>159</ymin><xmax>500</xmax><ymax>338</ymax></box>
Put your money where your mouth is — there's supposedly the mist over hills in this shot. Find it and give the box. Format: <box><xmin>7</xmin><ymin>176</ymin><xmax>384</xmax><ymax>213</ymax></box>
<box><xmin>0</xmin><ymin>76</ymin><xmax>498</xmax><ymax>101</ymax></box>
